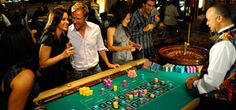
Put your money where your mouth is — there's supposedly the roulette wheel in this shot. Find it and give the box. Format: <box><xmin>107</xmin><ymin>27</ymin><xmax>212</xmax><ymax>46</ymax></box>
<box><xmin>158</xmin><ymin>45</ymin><xmax>208</xmax><ymax>65</ymax></box>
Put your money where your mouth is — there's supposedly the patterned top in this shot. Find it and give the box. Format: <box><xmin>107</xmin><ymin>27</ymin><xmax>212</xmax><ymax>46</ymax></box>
<box><xmin>112</xmin><ymin>24</ymin><xmax>133</xmax><ymax>64</ymax></box>
<box><xmin>216</xmin><ymin>32</ymin><xmax>236</xmax><ymax>46</ymax></box>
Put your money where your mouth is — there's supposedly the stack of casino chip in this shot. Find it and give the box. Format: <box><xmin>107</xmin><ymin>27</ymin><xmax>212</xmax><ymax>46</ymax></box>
<box><xmin>93</xmin><ymin>105</ymin><xmax>99</xmax><ymax>110</ymax></box>
<box><xmin>143</xmin><ymin>89</ymin><xmax>148</xmax><ymax>95</ymax></box>
<box><xmin>129</xmin><ymin>94</ymin><xmax>134</xmax><ymax>100</ymax></box>
<box><xmin>133</xmin><ymin>90</ymin><xmax>139</xmax><ymax>97</ymax></box>
<box><xmin>175</xmin><ymin>65</ymin><xmax>185</xmax><ymax>74</ymax></box>
<box><xmin>154</xmin><ymin>77</ymin><xmax>158</xmax><ymax>83</ymax></box>
<box><xmin>196</xmin><ymin>65</ymin><xmax>203</xmax><ymax>72</ymax></box>
<box><xmin>162</xmin><ymin>63</ymin><xmax>175</xmax><ymax>72</ymax></box>
<box><xmin>113</xmin><ymin>101</ymin><xmax>119</xmax><ymax>109</ymax></box>
<box><xmin>161</xmin><ymin>64</ymin><xmax>203</xmax><ymax>74</ymax></box>
<box><xmin>139</xmin><ymin>90</ymin><xmax>144</xmax><ymax>96</ymax></box>
<box><xmin>78</xmin><ymin>87</ymin><xmax>93</xmax><ymax>96</ymax></box>
<box><xmin>186</xmin><ymin>65</ymin><xmax>203</xmax><ymax>73</ymax></box>
<box><xmin>155</xmin><ymin>91</ymin><xmax>160</xmax><ymax>95</ymax></box>
<box><xmin>122</xmin><ymin>80</ymin><xmax>127</xmax><ymax>87</ymax></box>
<box><xmin>100</xmin><ymin>88</ymin><xmax>105</xmax><ymax>95</ymax></box>
<box><xmin>127</xmin><ymin>70</ymin><xmax>137</xmax><ymax>78</ymax></box>
<box><xmin>103</xmin><ymin>79</ymin><xmax>112</xmax><ymax>88</ymax></box>
<box><xmin>141</xmin><ymin>74</ymin><xmax>145</xmax><ymax>80</ymax></box>
<box><xmin>149</xmin><ymin>93</ymin><xmax>155</xmax><ymax>98</ymax></box>
<box><xmin>186</xmin><ymin>66</ymin><xmax>197</xmax><ymax>73</ymax></box>
<box><xmin>113</xmin><ymin>85</ymin><xmax>118</xmax><ymax>91</ymax></box>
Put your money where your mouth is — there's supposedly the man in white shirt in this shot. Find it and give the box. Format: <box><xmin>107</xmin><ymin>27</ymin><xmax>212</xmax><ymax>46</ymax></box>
<box><xmin>67</xmin><ymin>2</ymin><xmax>119</xmax><ymax>80</ymax></box>
<box><xmin>186</xmin><ymin>4</ymin><xmax>236</xmax><ymax>110</ymax></box>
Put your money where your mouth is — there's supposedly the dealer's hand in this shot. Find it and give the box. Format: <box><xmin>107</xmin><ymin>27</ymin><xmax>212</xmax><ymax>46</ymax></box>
<box><xmin>186</xmin><ymin>76</ymin><xmax>199</xmax><ymax>90</ymax></box>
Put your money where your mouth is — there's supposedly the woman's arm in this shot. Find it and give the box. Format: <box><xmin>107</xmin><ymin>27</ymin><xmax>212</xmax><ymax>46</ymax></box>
<box><xmin>8</xmin><ymin>69</ymin><xmax>35</xmax><ymax>110</ymax></box>
<box><xmin>39</xmin><ymin>44</ymin><xmax>73</xmax><ymax>68</ymax></box>
<box><xmin>107</xmin><ymin>27</ymin><xmax>132</xmax><ymax>51</ymax></box>
<box><xmin>98</xmin><ymin>50</ymin><xmax>119</xmax><ymax>68</ymax></box>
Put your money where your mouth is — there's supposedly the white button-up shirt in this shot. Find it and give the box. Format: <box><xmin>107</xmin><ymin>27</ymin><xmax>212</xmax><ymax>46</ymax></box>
<box><xmin>68</xmin><ymin>21</ymin><xmax>108</xmax><ymax>71</ymax></box>
<box><xmin>193</xmin><ymin>24</ymin><xmax>236</xmax><ymax>94</ymax></box>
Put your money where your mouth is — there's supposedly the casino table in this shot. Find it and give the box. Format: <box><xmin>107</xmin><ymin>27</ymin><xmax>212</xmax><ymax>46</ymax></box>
<box><xmin>34</xmin><ymin>58</ymin><xmax>200</xmax><ymax>110</ymax></box>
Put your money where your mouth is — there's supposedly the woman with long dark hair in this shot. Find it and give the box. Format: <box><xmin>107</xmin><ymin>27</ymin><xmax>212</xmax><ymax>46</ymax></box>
<box><xmin>38</xmin><ymin>7</ymin><xmax>73</xmax><ymax>91</ymax></box>
<box><xmin>107</xmin><ymin>4</ymin><xmax>142</xmax><ymax>64</ymax></box>
<box><xmin>0</xmin><ymin>24</ymin><xmax>39</xmax><ymax>110</ymax></box>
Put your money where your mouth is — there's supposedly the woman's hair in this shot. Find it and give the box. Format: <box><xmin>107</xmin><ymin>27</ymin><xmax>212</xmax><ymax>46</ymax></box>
<box><xmin>0</xmin><ymin>24</ymin><xmax>35</xmax><ymax>78</ymax></box>
<box><xmin>109</xmin><ymin>5</ymin><xmax>130</xmax><ymax>27</ymax></box>
<box><xmin>44</xmin><ymin>7</ymin><xmax>67</xmax><ymax>33</ymax></box>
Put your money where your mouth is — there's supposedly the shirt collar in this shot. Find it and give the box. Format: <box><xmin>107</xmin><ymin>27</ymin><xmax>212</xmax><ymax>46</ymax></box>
<box><xmin>218</xmin><ymin>24</ymin><xmax>235</xmax><ymax>34</ymax></box>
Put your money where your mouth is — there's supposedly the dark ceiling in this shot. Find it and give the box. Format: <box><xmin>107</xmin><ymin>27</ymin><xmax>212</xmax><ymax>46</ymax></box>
<box><xmin>6</xmin><ymin>0</ymin><xmax>74</xmax><ymax>3</ymax></box>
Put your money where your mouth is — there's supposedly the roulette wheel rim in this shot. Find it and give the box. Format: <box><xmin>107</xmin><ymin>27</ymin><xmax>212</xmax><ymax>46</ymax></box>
<box><xmin>158</xmin><ymin>45</ymin><xmax>208</xmax><ymax>66</ymax></box>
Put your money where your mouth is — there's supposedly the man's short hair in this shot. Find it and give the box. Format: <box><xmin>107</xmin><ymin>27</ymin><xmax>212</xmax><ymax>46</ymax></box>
<box><xmin>142</xmin><ymin>0</ymin><xmax>156</xmax><ymax>4</ymax></box>
<box><xmin>212</xmin><ymin>4</ymin><xmax>232</xmax><ymax>20</ymax></box>
<box><xmin>71</xmin><ymin>2</ymin><xmax>89</xmax><ymax>18</ymax></box>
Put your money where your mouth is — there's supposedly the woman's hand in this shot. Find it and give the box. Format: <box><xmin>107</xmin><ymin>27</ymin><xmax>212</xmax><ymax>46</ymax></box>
<box><xmin>62</xmin><ymin>43</ymin><xmax>74</xmax><ymax>58</ymax></box>
<box><xmin>133</xmin><ymin>43</ymin><xmax>142</xmax><ymax>51</ymax></box>
<box><xmin>107</xmin><ymin>63</ymin><xmax>120</xmax><ymax>69</ymax></box>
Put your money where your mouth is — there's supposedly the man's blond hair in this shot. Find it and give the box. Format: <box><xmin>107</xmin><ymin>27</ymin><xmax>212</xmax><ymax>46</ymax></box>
<box><xmin>71</xmin><ymin>2</ymin><xmax>89</xmax><ymax>18</ymax></box>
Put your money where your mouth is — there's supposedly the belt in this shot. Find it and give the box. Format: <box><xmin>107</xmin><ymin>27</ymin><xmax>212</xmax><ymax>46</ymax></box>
<box><xmin>78</xmin><ymin>64</ymin><xmax>98</xmax><ymax>72</ymax></box>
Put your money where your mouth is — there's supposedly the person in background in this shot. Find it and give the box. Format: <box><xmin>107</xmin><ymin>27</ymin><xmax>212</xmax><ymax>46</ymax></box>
<box><xmin>18</xmin><ymin>5</ymin><xmax>29</xmax><ymax>29</ymax></box>
<box><xmin>0</xmin><ymin>0</ymin><xmax>10</xmax><ymax>38</ymax></box>
<box><xmin>0</xmin><ymin>0</ymin><xmax>10</xmax><ymax>27</ymax></box>
<box><xmin>67</xmin><ymin>2</ymin><xmax>119</xmax><ymax>80</ymax></box>
<box><xmin>0</xmin><ymin>24</ymin><xmax>39</xmax><ymax>110</ymax></box>
<box><xmin>38</xmin><ymin>7</ymin><xmax>73</xmax><ymax>91</ymax></box>
<box><xmin>129</xmin><ymin>0</ymin><xmax>160</xmax><ymax>59</ymax></box>
<box><xmin>90</xmin><ymin>0</ymin><xmax>101</xmax><ymax>24</ymax></box>
<box><xmin>186</xmin><ymin>4</ymin><xmax>236</xmax><ymax>110</ymax></box>
<box><xmin>107</xmin><ymin>5</ymin><xmax>142</xmax><ymax>65</ymax></box>
<box><xmin>43</xmin><ymin>5</ymin><xmax>49</xmax><ymax>16</ymax></box>
<box><xmin>91</xmin><ymin>0</ymin><xmax>99</xmax><ymax>14</ymax></box>
<box><xmin>33</xmin><ymin>6</ymin><xmax>44</xmax><ymax>23</ymax></box>
<box><xmin>163</xmin><ymin>0</ymin><xmax>179</xmax><ymax>37</ymax></box>
<box><xmin>87</xmin><ymin>7</ymin><xmax>102</xmax><ymax>28</ymax></box>
<box><xmin>32</xmin><ymin>6</ymin><xmax>45</xmax><ymax>41</ymax></box>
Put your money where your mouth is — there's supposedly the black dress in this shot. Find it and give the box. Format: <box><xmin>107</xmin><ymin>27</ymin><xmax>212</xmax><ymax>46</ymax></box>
<box><xmin>38</xmin><ymin>31</ymin><xmax>69</xmax><ymax>91</ymax></box>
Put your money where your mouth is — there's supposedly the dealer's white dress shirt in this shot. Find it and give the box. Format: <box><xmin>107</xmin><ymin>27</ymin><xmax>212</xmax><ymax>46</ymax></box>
<box><xmin>193</xmin><ymin>24</ymin><xmax>236</xmax><ymax>94</ymax></box>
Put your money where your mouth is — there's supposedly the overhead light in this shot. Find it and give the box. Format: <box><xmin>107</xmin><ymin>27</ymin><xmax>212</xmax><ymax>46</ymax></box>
<box><xmin>198</xmin><ymin>0</ymin><xmax>204</xmax><ymax>8</ymax></box>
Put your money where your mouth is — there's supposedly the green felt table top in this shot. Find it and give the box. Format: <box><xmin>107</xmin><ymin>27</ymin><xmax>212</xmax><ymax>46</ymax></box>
<box><xmin>44</xmin><ymin>68</ymin><xmax>198</xmax><ymax>110</ymax></box>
